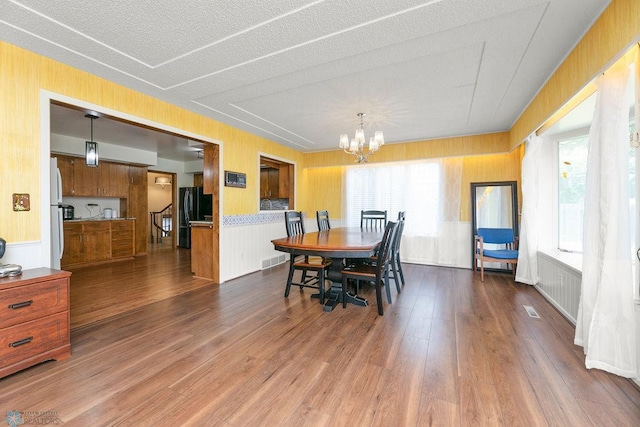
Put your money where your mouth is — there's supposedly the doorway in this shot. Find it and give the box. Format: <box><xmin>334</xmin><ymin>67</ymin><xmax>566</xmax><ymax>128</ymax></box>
<box><xmin>44</xmin><ymin>94</ymin><xmax>221</xmax><ymax>327</ymax></box>
<box><xmin>148</xmin><ymin>171</ymin><xmax>176</xmax><ymax>249</ymax></box>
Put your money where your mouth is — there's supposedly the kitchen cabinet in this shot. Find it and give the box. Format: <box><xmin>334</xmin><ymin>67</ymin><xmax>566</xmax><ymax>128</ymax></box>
<box><xmin>57</xmin><ymin>156</ymin><xmax>75</xmax><ymax>196</ymax></box>
<box><xmin>101</xmin><ymin>162</ymin><xmax>130</xmax><ymax>197</ymax></box>
<box><xmin>0</xmin><ymin>268</ymin><xmax>71</xmax><ymax>379</ymax></box>
<box><xmin>54</xmin><ymin>155</ymin><xmax>131</xmax><ymax>197</ymax></box>
<box><xmin>61</xmin><ymin>220</ymin><xmax>134</xmax><ymax>268</ymax></box>
<box><xmin>61</xmin><ymin>221</ymin><xmax>111</xmax><ymax>268</ymax></box>
<box><xmin>190</xmin><ymin>222</ymin><xmax>214</xmax><ymax>279</ymax></box>
<box><xmin>111</xmin><ymin>220</ymin><xmax>135</xmax><ymax>259</ymax></box>
<box><xmin>73</xmin><ymin>158</ymin><xmax>100</xmax><ymax>196</ymax></box>
<box><xmin>260</xmin><ymin>168</ymin><xmax>279</xmax><ymax>198</ymax></box>
<box><xmin>129</xmin><ymin>165</ymin><xmax>148</xmax><ymax>255</ymax></box>
<box><xmin>278</xmin><ymin>164</ymin><xmax>291</xmax><ymax>198</ymax></box>
<box><xmin>62</xmin><ymin>221</ymin><xmax>107</xmax><ymax>266</ymax></box>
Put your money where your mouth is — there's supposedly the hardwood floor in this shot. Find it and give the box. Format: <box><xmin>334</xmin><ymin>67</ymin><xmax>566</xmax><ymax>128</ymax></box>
<box><xmin>1</xmin><ymin>249</ymin><xmax>639</xmax><ymax>426</ymax></box>
<box><xmin>68</xmin><ymin>242</ymin><xmax>212</xmax><ymax>329</ymax></box>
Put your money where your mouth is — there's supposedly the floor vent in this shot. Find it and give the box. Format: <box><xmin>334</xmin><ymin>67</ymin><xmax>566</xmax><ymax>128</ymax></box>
<box><xmin>261</xmin><ymin>254</ymin><xmax>286</xmax><ymax>270</ymax></box>
<box><xmin>523</xmin><ymin>305</ymin><xmax>540</xmax><ymax>319</ymax></box>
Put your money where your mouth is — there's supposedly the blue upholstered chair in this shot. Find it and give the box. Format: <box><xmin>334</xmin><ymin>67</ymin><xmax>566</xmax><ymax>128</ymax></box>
<box><xmin>473</xmin><ymin>228</ymin><xmax>518</xmax><ymax>282</ymax></box>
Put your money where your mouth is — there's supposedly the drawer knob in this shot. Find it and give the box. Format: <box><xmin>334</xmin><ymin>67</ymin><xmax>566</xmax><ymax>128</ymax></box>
<box><xmin>9</xmin><ymin>336</ymin><xmax>33</xmax><ymax>348</ymax></box>
<box><xmin>8</xmin><ymin>300</ymin><xmax>33</xmax><ymax>310</ymax></box>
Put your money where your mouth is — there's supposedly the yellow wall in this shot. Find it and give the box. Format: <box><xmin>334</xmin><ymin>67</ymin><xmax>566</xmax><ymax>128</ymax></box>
<box><xmin>299</xmin><ymin>148</ymin><xmax>521</xmax><ymax>222</ymax></box>
<box><xmin>0</xmin><ymin>41</ymin><xmax>303</xmax><ymax>242</ymax></box>
<box><xmin>304</xmin><ymin>132</ymin><xmax>510</xmax><ymax>168</ymax></box>
<box><xmin>511</xmin><ymin>0</ymin><xmax>640</xmax><ymax>148</ymax></box>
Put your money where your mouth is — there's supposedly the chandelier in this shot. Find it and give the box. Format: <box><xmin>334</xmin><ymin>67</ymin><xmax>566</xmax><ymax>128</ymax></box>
<box><xmin>339</xmin><ymin>112</ymin><xmax>384</xmax><ymax>163</ymax></box>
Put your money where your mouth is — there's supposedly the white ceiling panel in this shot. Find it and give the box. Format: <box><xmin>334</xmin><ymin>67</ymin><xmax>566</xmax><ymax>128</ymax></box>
<box><xmin>2</xmin><ymin>0</ymin><xmax>611</xmax><ymax>159</ymax></box>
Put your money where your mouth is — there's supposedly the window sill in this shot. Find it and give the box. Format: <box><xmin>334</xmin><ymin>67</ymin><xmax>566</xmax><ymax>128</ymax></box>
<box><xmin>538</xmin><ymin>248</ymin><xmax>582</xmax><ymax>275</ymax></box>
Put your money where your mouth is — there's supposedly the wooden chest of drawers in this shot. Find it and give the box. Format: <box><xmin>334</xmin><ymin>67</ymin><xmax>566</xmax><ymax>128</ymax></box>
<box><xmin>0</xmin><ymin>268</ymin><xmax>71</xmax><ymax>378</ymax></box>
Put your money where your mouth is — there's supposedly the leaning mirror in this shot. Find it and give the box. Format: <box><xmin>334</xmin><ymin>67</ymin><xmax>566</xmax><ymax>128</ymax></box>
<box><xmin>471</xmin><ymin>181</ymin><xmax>518</xmax><ymax>272</ymax></box>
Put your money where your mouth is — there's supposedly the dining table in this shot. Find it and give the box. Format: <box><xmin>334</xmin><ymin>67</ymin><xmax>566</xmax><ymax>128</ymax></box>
<box><xmin>271</xmin><ymin>227</ymin><xmax>384</xmax><ymax>311</ymax></box>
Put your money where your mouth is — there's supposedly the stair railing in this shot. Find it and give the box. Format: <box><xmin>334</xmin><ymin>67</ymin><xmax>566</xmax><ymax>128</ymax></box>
<box><xmin>150</xmin><ymin>203</ymin><xmax>172</xmax><ymax>244</ymax></box>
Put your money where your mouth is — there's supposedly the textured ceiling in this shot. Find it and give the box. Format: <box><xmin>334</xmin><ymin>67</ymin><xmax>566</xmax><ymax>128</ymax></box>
<box><xmin>1</xmin><ymin>0</ymin><xmax>610</xmax><ymax>160</ymax></box>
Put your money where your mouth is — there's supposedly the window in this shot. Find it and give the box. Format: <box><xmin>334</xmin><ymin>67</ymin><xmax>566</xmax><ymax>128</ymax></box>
<box><xmin>557</xmin><ymin>135</ymin><xmax>588</xmax><ymax>252</ymax></box>
<box><xmin>344</xmin><ymin>160</ymin><xmax>444</xmax><ymax>236</ymax></box>
<box><xmin>556</xmin><ymin>122</ymin><xmax>636</xmax><ymax>253</ymax></box>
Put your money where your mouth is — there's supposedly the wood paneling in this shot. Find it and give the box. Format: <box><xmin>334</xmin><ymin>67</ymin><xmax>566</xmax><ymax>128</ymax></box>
<box><xmin>128</xmin><ymin>165</ymin><xmax>148</xmax><ymax>255</ymax></box>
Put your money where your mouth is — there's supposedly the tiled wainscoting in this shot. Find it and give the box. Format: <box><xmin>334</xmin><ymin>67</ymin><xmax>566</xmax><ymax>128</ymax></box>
<box><xmin>536</xmin><ymin>251</ymin><xmax>582</xmax><ymax>324</ymax></box>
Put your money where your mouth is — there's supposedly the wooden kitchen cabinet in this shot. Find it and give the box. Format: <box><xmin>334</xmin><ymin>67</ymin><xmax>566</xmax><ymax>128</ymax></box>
<box><xmin>111</xmin><ymin>220</ymin><xmax>135</xmax><ymax>259</ymax></box>
<box><xmin>191</xmin><ymin>222</ymin><xmax>214</xmax><ymax>279</ymax></box>
<box><xmin>73</xmin><ymin>158</ymin><xmax>100</xmax><ymax>196</ymax></box>
<box><xmin>61</xmin><ymin>220</ymin><xmax>135</xmax><ymax>268</ymax></box>
<box><xmin>260</xmin><ymin>168</ymin><xmax>279</xmax><ymax>198</ymax></box>
<box><xmin>100</xmin><ymin>162</ymin><xmax>130</xmax><ymax>197</ymax></box>
<box><xmin>82</xmin><ymin>221</ymin><xmax>112</xmax><ymax>263</ymax></box>
<box><xmin>61</xmin><ymin>222</ymin><xmax>84</xmax><ymax>267</ymax></box>
<box><xmin>54</xmin><ymin>155</ymin><xmax>130</xmax><ymax>197</ymax></box>
<box><xmin>278</xmin><ymin>164</ymin><xmax>291</xmax><ymax>198</ymax></box>
<box><xmin>56</xmin><ymin>156</ymin><xmax>75</xmax><ymax>196</ymax></box>
<box><xmin>61</xmin><ymin>221</ymin><xmax>111</xmax><ymax>268</ymax></box>
<box><xmin>0</xmin><ymin>268</ymin><xmax>71</xmax><ymax>378</ymax></box>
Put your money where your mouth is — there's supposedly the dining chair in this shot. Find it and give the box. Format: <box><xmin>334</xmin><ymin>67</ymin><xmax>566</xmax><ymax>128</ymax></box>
<box><xmin>341</xmin><ymin>221</ymin><xmax>398</xmax><ymax>315</ymax></box>
<box><xmin>284</xmin><ymin>211</ymin><xmax>331</xmax><ymax>302</ymax></box>
<box><xmin>316</xmin><ymin>210</ymin><xmax>331</xmax><ymax>231</ymax></box>
<box><xmin>390</xmin><ymin>211</ymin><xmax>406</xmax><ymax>288</ymax></box>
<box><xmin>473</xmin><ymin>227</ymin><xmax>519</xmax><ymax>282</ymax></box>
<box><xmin>360</xmin><ymin>210</ymin><xmax>387</xmax><ymax>229</ymax></box>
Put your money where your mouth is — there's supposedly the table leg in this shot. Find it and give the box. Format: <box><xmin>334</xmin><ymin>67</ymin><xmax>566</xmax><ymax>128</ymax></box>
<box><xmin>311</xmin><ymin>259</ymin><xmax>368</xmax><ymax>312</ymax></box>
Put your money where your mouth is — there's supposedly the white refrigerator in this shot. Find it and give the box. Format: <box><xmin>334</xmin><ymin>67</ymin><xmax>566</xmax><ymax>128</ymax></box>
<box><xmin>50</xmin><ymin>158</ymin><xmax>64</xmax><ymax>269</ymax></box>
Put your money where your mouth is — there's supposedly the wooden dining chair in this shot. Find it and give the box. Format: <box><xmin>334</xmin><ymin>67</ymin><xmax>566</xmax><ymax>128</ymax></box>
<box><xmin>361</xmin><ymin>210</ymin><xmax>387</xmax><ymax>229</ymax></box>
<box><xmin>316</xmin><ymin>210</ymin><xmax>331</xmax><ymax>231</ymax></box>
<box><xmin>359</xmin><ymin>211</ymin><xmax>405</xmax><ymax>294</ymax></box>
<box><xmin>390</xmin><ymin>211</ymin><xmax>406</xmax><ymax>289</ymax></box>
<box><xmin>341</xmin><ymin>221</ymin><xmax>397</xmax><ymax>315</ymax></box>
<box><xmin>473</xmin><ymin>227</ymin><xmax>519</xmax><ymax>282</ymax></box>
<box><xmin>284</xmin><ymin>211</ymin><xmax>331</xmax><ymax>302</ymax></box>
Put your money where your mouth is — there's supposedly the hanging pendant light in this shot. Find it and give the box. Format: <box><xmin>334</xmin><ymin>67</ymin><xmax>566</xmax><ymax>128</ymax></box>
<box><xmin>85</xmin><ymin>113</ymin><xmax>99</xmax><ymax>167</ymax></box>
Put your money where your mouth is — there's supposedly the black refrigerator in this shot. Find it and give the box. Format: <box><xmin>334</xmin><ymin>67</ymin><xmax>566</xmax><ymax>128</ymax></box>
<box><xmin>178</xmin><ymin>187</ymin><xmax>212</xmax><ymax>248</ymax></box>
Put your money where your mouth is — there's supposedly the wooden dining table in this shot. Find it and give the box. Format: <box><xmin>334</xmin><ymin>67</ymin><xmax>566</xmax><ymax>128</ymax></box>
<box><xmin>271</xmin><ymin>227</ymin><xmax>384</xmax><ymax>311</ymax></box>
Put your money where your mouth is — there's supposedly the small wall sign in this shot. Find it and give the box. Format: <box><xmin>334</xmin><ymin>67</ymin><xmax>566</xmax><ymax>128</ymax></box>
<box><xmin>13</xmin><ymin>193</ymin><xmax>30</xmax><ymax>211</ymax></box>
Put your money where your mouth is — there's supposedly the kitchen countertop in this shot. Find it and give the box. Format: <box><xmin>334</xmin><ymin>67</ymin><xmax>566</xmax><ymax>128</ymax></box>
<box><xmin>64</xmin><ymin>217</ymin><xmax>135</xmax><ymax>222</ymax></box>
<box><xmin>190</xmin><ymin>221</ymin><xmax>213</xmax><ymax>226</ymax></box>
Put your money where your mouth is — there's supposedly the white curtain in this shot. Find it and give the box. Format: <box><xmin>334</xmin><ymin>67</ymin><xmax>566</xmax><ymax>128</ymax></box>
<box><xmin>516</xmin><ymin>134</ymin><xmax>543</xmax><ymax>285</ymax></box>
<box><xmin>343</xmin><ymin>158</ymin><xmax>467</xmax><ymax>267</ymax></box>
<box><xmin>574</xmin><ymin>61</ymin><xmax>638</xmax><ymax>378</ymax></box>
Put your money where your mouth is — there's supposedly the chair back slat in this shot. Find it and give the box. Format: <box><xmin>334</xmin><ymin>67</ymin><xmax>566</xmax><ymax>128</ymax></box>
<box><xmin>316</xmin><ymin>210</ymin><xmax>331</xmax><ymax>231</ymax></box>
<box><xmin>285</xmin><ymin>211</ymin><xmax>306</xmax><ymax>237</ymax></box>
<box><xmin>477</xmin><ymin>228</ymin><xmax>514</xmax><ymax>244</ymax></box>
<box><xmin>361</xmin><ymin>210</ymin><xmax>387</xmax><ymax>229</ymax></box>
